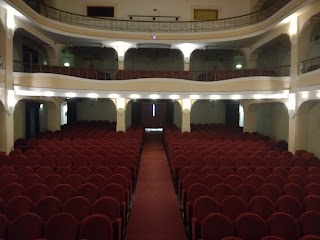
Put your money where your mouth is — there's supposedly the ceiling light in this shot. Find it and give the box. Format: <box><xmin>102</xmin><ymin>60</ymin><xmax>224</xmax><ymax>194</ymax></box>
<box><xmin>190</xmin><ymin>94</ymin><xmax>200</xmax><ymax>99</ymax></box>
<box><xmin>231</xmin><ymin>94</ymin><xmax>241</xmax><ymax>100</ymax></box>
<box><xmin>109</xmin><ymin>93</ymin><xmax>119</xmax><ymax>98</ymax></box>
<box><xmin>169</xmin><ymin>94</ymin><xmax>180</xmax><ymax>100</ymax></box>
<box><xmin>65</xmin><ymin>92</ymin><xmax>76</xmax><ymax>98</ymax></box>
<box><xmin>150</xmin><ymin>94</ymin><xmax>160</xmax><ymax>99</ymax></box>
<box><xmin>44</xmin><ymin>91</ymin><xmax>54</xmax><ymax>97</ymax></box>
<box><xmin>88</xmin><ymin>93</ymin><xmax>98</xmax><ymax>98</ymax></box>
<box><xmin>253</xmin><ymin>94</ymin><xmax>262</xmax><ymax>99</ymax></box>
<box><xmin>64</xmin><ymin>62</ymin><xmax>70</xmax><ymax>67</ymax></box>
<box><xmin>210</xmin><ymin>95</ymin><xmax>221</xmax><ymax>100</ymax></box>
<box><xmin>130</xmin><ymin>94</ymin><xmax>140</xmax><ymax>99</ymax></box>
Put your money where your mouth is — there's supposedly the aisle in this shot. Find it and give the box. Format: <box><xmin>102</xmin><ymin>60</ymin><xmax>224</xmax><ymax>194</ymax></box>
<box><xmin>125</xmin><ymin>133</ymin><xmax>187</xmax><ymax>240</ymax></box>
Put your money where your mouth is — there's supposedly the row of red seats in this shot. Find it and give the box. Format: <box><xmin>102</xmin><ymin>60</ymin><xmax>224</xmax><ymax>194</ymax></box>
<box><xmin>0</xmin><ymin>212</ymin><xmax>117</xmax><ymax>240</ymax></box>
<box><xmin>199</xmin><ymin>211</ymin><xmax>319</xmax><ymax>240</ymax></box>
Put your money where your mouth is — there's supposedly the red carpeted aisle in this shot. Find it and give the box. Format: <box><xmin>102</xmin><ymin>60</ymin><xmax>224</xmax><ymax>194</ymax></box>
<box><xmin>125</xmin><ymin>133</ymin><xmax>187</xmax><ymax>240</ymax></box>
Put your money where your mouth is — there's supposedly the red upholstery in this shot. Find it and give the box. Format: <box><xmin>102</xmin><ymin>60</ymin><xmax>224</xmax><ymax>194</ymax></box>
<box><xmin>235</xmin><ymin>213</ymin><xmax>268</xmax><ymax>240</ymax></box>
<box><xmin>201</xmin><ymin>213</ymin><xmax>235</xmax><ymax>240</ymax></box>
<box><xmin>79</xmin><ymin>214</ymin><xmax>113</xmax><ymax>240</ymax></box>
<box><xmin>64</xmin><ymin>196</ymin><xmax>91</xmax><ymax>222</ymax></box>
<box><xmin>267</xmin><ymin>212</ymin><xmax>300</xmax><ymax>240</ymax></box>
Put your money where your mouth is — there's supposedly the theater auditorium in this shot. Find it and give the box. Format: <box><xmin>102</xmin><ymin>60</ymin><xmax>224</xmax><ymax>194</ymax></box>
<box><xmin>0</xmin><ymin>0</ymin><xmax>320</xmax><ymax>239</ymax></box>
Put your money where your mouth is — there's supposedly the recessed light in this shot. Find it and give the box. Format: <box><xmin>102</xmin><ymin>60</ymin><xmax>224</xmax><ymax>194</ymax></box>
<box><xmin>88</xmin><ymin>93</ymin><xmax>98</xmax><ymax>98</ymax></box>
<box><xmin>109</xmin><ymin>93</ymin><xmax>119</xmax><ymax>98</ymax></box>
<box><xmin>190</xmin><ymin>94</ymin><xmax>200</xmax><ymax>99</ymax></box>
<box><xmin>150</xmin><ymin>94</ymin><xmax>160</xmax><ymax>99</ymax></box>
<box><xmin>130</xmin><ymin>94</ymin><xmax>140</xmax><ymax>99</ymax></box>
<box><xmin>231</xmin><ymin>94</ymin><xmax>241</xmax><ymax>100</ymax></box>
<box><xmin>210</xmin><ymin>95</ymin><xmax>221</xmax><ymax>100</ymax></box>
<box><xmin>169</xmin><ymin>94</ymin><xmax>180</xmax><ymax>100</ymax></box>
<box><xmin>65</xmin><ymin>92</ymin><xmax>76</xmax><ymax>98</ymax></box>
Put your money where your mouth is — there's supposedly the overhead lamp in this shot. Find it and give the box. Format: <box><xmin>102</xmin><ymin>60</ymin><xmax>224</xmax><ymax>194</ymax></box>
<box><xmin>64</xmin><ymin>62</ymin><xmax>70</xmax><ymax>67</ymax></box>
<box><xmin>130</xmin><ymin>94</ymin><xmax>140</xmax><ymax>99</ymax></box>
<box><xmin>301</xmin><ymin>91</ymin><xmax>308</xmax><ymax>99</ymax></box>
<box><xmin>253</xmin><ymin>94</ymin><xmax>262</xmax><ymax>100</ymax></box>
<box><xmin>150</xmin><ymin>94</ymin><xmax>160</xmax><ymax>99</ymax></box>
<box><xmin>236</xmin><ymin>64</ymin><xmax>242</xmax><ymax>69</ymax></box>
<box><xmin>65</xmin><ymin>92</ymin><xmax>76</xmax><ymax>98</ymax></box>
<box><xmin>109</xmin><ymin>93</ymin><xmax>119</xmax><ymax>98</ymax></box>
<box><xmin>88</xmin><ymin>93</ymin><xmax>98</xmax><ymax>98</ymax></box>
<box><xmin>44</xmin><ymin>91</ymin><xmax>54</xmax><ymax>97</ymax></box>
<box><xmin>210</xmin><ymin>95</ymin><xmax>221</xmax><ymax>100</ymax></box>
<box><xmin>231</xmin><ymin>94</ymin><xmax>241</xmax><ymax>100</ymax></box>
<box><xmin>190</xmin><ymin>94</ymin><xmax>200</xmax><ymax>99</ymax></box>
<box><xmin>169</xmin><ymin>94</ymin><xmax>180</xmax><ymax>100</ymax></box>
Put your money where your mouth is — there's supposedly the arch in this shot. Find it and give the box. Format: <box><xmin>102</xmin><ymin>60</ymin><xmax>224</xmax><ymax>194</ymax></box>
<box><xmin>248</xmin><ymin>101</ymin><xmax>289</xmax><ymax>141</ymax></box>
<box><xmin>173</xmin><ymin>100</ymin><xmax>182</xmax><ymax>130</ymax></box>
<box><xmin>124</xmin><ymin>48</ymin><xmax>184</xmax><ymax>71</ymax></box>
<box><xmin>191</xmin><ymin>99</ymin><xmax>226</xmax><ymax>125</ymax></box>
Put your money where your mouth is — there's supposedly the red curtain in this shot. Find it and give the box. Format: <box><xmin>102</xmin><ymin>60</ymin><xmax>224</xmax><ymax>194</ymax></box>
<box><xmin>141</xmin><ymin>102</ymin><xmax>166</xmax><ymax>128</ymax></box>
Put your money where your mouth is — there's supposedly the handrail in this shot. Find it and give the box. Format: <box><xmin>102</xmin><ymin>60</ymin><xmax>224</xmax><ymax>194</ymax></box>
<box><xmin>298</xmin><ymin>56</ymin><xmax>320</xmax><ymax>74</ymax></box>
<box><xmin>13</xmin><ymin>62</ymin><xmax>290</xmax><ymax>81</ymax></box>
<box><xmin>23</xmin><ymin>0</ymin><xmax>292</xmax><ymax>33</ymax></box>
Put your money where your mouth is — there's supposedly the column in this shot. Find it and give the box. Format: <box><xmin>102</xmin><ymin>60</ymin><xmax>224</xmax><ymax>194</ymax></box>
<box><xmin>112</xmin><ymin>43</ymin><xmax>131</xmax><ymax>71</ymax></box>
<box><xmin>47</xmin><ymin>98</ymin><xmax>64</xmax><ymax>131</ymax></box>
<box><xmin>242</xmin><ymin>101</ymin><xmax>257</xmax><ymax>133</ymax></box>
<box><xmin>115</xmin><ymin>98</ymin><xmax>126</xmax><ymax>132</ymax></box>
<box><xmin>45</xmin><ymin>44</ymin><xmax>65</xmax><ymax>66</ymax></box>
<box><xmin>181</xmin><ymin>99</ymin><xmax>191</xmax><ymax>132</ymax></box>
<box><xmin>287</xmin><ymin>16</ymin><xmax>299</xmax><ymax>153</ymax></box>
<box><xmin>177</xmin><ymin>44</ymin><xmax>197</xmax><ymax>72</ymax></box>
<box><xmin>241</xmin><ymin>48</ymin><xmax>261</xmax><ymax>69</ymax></box>
<box><xmin>0</xmin><ymin>8</ymin><xmax>16</xmax><ymax>153</ymax></box>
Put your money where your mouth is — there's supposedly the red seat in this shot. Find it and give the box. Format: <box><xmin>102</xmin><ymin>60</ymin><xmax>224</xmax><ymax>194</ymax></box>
<box><xmin>287</xmin><ymin>174</ymin><xmax>307</xmax><ymax>188</ymax></box>
<box><xmin>42</xmin><ymin>174</ymin><xmax>63</xmax><ymax>190</ymax></box>
<box><xmin>235</xmin><ymin>183</ymin><xmax>258</xmax><ymax>204</ymax></box>
<box><xmin>299</xmin><ymin>211</ymin><xmax>320</xmax><ymax>237</ymax></box>
<box><xmin>236</xmin><ymin>167</ymin><xmax>253</xmax><ymax>180</ymax></box>
<box><xmin>248</xmin><ymin>196</ymin><xmax>275</xmax><ymax>220</ymax></box>
<box><xmin>79</xmin><ymin>214</ymin><xmax>113</xmax><ymax>240</ymax></box>
<box><xmin>283</xmin><ymin>183</ymin><xmax>306</xmax><ymax>202</ymax></box>
<box><xmin>75</xmin><ymin>167</ymin><xmax>93</xmax><ymax>181</ymax></box>
<box><xmin>235</xmin><ymin>213</ymin><xmax>268</xmax><ymax>240</ymax></box>
<box><xmin>76</xmin><ymin>183</ymin><xmax>101</xmax><ymax>204</ymax></box>
<box><xmin>221</xmin><ymin>195</ymin><xmax>247</xmax><ymax>221</ymax></box>
<box><xmin>64</xmin><ymin>196</ymin><xmax>92</xmax><ymax>222</ymax></box>
<box><xmin>55</xmin><ymin>167</ymin><xmax>73</xmax><ymax>180</ymax></box>
<box><xmin>52</xmin><ymin>184</ymin><xmax>75</xmax><ymax>204</ymax></box>
<box><xmin>87</xmin><ymin>174</ymin><xmax>107</xmax><ymax>189</ymax></box>
<box><xmin>254</xmin><ymin>167</ymin><xmax>271</xmax><ymax>179</ymax></box>
<box><xmin>92</xmin><ymin>196</ymin><xmax>122</xmax><ymax>240</ymax></box>
<box><xmin>267</xmin><ymin>212</ymin><xmax>300</xmax><ymax>240</ymax></box>
<box><xmin>43</xmin><ymin>213</ymin><xmax>79</xmax><ymax>240</ymax></box>
<box><xmin>34</xmin><ymin>196</ymin><xmax>63</xmax><ymax>221</ymax></box>
<box><xmin>201</xmin><ymin>213</ymin><xmax>235</xmax><ymax>240</ymax></box>
<box><xmin>21</xmin><ymin>174</ymin><xmax>42</xmax><ymax>190</ymax></box>
<box><xmin>224</xmin><ymin>174</ymin><xmax>244</xmax><ymax>190</ymax></box>
<box><xmin>0</xmin><ymin>214</ymin><xmax>9</xmax><ymax>239</ymax></box>
<box><xmin>5</xmin><ymin>196</ymin><xmax>34</xmax><ymax>221</ymax></box>
<box><xmin>65</xmin><ymin>174</ymin><xmax>85</xmax><ymax>191</ymax></box>
<box><xmin>93</xmin><ymin>167</ymin><xmax>113</xmax><ymax>180</ymax></box>
<box><xmin>266</xmin><ymin>174</ymin><xmax>286</xmax><ymax>189</ymax></box>
<box><xmin>7</xmin><ymin>213</ymin><xmax>44</xmax><ymax>240</ymax></box>
<box><xmin>192</xmin><ymin>196</ymin><xmax>220</xmax><ymax>240</ymax></box>
<box><xmin>303</xmin><ymin>195</ymin><xmax>320</xmax><ymax>212</ymax></box>
<box><xmin>259</xmin><ymin>183</ymin><xmax>282</xmax><ymax>203</ymax></box>
<box><xmin>246</xmin><ymin>174</ymin><xmax>265</xmax><ymax>190</ymax></box>
<box><xmin>276</xmin><ymin>195</ymin><xmax>303</xmax><ymax>219</ymax></box>
<box><xmin>26</xmin><ymin>183</ymin><xmax>50</xmax><ymax>203</ymax></box>
<box><xmin>1</xmin><ymin>183</ymin><xmax>25</xmax><ymax>203</ymax></box>
<box><xmin>211</xmin><ymin>183</ymin><xmax>235</xmax><ymax>204</ymax></box>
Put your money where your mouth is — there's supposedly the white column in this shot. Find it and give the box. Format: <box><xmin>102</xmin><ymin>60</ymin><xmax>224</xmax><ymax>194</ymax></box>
<box><xmin>181</xmin><ymin>99</ymin><xmax>191</xmax><ymax>132</ymax></box>
<box><xmin>241</xmin><ymin>48</ymin><xmax>261</xmax><ymax>69</ymax></box>
<box><xmin>112</xmin><ymin>43</ymin><xmax>131</xmax><ymax>71</ymax></box>
<box><xmin>47</xmin><ymin>99</ymin><xmax>64</xmax><ymax>131</ymax></box>
<box><xmin>242</xmin><ymin>101</ymin><xmax>257</xmax><ymax>133</ymax></box>
<box><xmin>46</xmin><ymin>44</ymin><xmax>65</xmax><ymax>66</ymax></box>
<box><xmin>115</xmin><ymin>98</ymin><xmax>126</xmax><ymax>132</ymax></box>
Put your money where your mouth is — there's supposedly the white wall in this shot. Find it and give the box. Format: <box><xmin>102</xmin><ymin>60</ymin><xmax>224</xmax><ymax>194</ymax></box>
<box><xmin>54</xmin><ymin>0</ymin><xmax>251</xmax><ymax>21</ymax></box>
<box><xmin>307</xmin><ymin>102</ymin><xmax>320</xmax><ymax>157</ymax></box>
<box><xmin>124</xmin><ymin>49</ymin><xmax>183</xmax><ymax>71</ymax></box>
<box><xmin>256</xmin><ymin>102</ymin><xmax>288</xmax><ymax>141</ymax></box>
<box><xmin>14</xmin><ymin>100</ymin><xmax>26</xmax><ymax>140</ymax></box>
<box><xmin>77</xmin><ymin>98</ymin><xmax>116</xmax><ymax>121</ymax></box>
<box><xmin>191</xmin><ymin>100</ymin><xmax>226</xmax><ymax>124</ymax></box>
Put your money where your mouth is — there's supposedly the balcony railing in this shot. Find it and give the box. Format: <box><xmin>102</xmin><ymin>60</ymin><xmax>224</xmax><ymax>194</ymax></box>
<box><xmin>24</xmin><ymin>0</ymin><xmax>292</xmax><ymax>33</ymax></box>
<box><xmin>13</xmin><ymin>62</ymin><xmax>290</xmax><ymax>81</ymax></box>
<box><xmin>298</xmin><ymin>56</ymin><xmax>320</xmax><ymax>74</ymax></box>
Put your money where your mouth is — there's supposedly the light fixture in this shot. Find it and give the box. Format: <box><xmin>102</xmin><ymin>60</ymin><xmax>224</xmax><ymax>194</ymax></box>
<box><xmin>129</xmin><ymin>16</ymin><xmax>132</xmax><ymax>20</ymax></box>
<box><xmin>88</xmin><ymin>93</ymin><xmax>98</xmax><ymax>98</ymax></box>
<box><xmin>231</xmin><ymin>94</ymin><xmax>241</xmax><ymax>100</ymax></box>
<box><xmin>44</xmin><ymin>91</ymin><xmax>54</xmax><ymax>97</ymax></box>
<box><xmin>65</xmin><ymin>92</ymin><xmax>76</xmax><ymax>98</ymax></box>
<box><xmin>317</xmin><ymin>92</ymin><xmax>320</xmax><ymax>98</ymax></box>
<box><xmin>150</xmin><ymin>94</ymin><xmax>160</xmax><ymax>99</ymax></box>
<box><xmin>6</xmin><ymin>10</ymin><xmax>15</xmax><ymax>32</ymax></box>
<box><xmin>64</xmin><ymin>62</ymin><xmax>70</xmax><ymax>67</ymax></box>
<box><xmin>236</xmin><ymin>64</ymin><xmax>242</xmax><ymax>69</ymax></box>
<box><xmin>153</xmin><ymin>17</ymin><xmax>155</xmax><ymax>20</ymax></box>
<box><xmin>210</xmin><ymin>95</ymin><xmax>221</xmax><ymax>100</ymax></box>
<box><xmin>169</xmin><ymin>94</ymin><xmax>180</xmax><ymax>100</ymax></box>
<box><xmin>289</xmin><ymin>16</ymin><xmax>298</xmax><ymax>36</ymax></box>
<box><xmin>152</xmin><ymin>35</ymin><xmax>156</xmax><ymax>40</ymax></box>
<box><xmin>253</xmin><ymin>94</ymin><xmax>262</xmax><ymax>100</ymax></box>
<box><xmin>39</xmin><ymin>103</ymin><xmax>44</xmax><ymax>109</ymax></box>
<box><xmin>109</xmin><ymin>93</ymin><xmax>119</xmax><ymax>98</ymax></box>
<box><xmin>190</xmin><ymin>94</ymin><xmax>199</xmax><ymax>99</ymax></box>
<box><xmin>130</xmin><ymin>94</ymin><xmax>140</xmax><ymax>99</ymax></box>
<box><xmin>287</xmin><ymin>93</ymin><xmax>296</xmax><ymax>111</ymax></box>
<box><xmin>176</xmin><ymin>17</ymin><xmax>179</xmax><ymax>21</ymax></box>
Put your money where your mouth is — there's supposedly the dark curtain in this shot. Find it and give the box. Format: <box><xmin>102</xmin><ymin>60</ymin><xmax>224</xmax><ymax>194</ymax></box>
<box><xmin>166</xmin><ymin>101</ymin><xmax>174</xmax><ymax>124</ymax></box>
<box><xmin>225</xmin><ymin>100</ymin><xmax>240</xmax><ymax>127</ymax></box>
<box><xmin>141</xmin><ymin>102</ymin><xmax>166</xmax><ymax>128</ymax></box>
<box><xmin>131</xmin><ymin>101</ymin><xmax>142</xmax><ymax>125</ymax></box>
<box><xmin>67</xmin><ymin>99</ymin><xmax>77</xmax><ymax>124</ymax></box>
<box><xmin>25</xmin><ymin>101</ymin><xmax>40</xmax><ymax>139</ymax></box>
